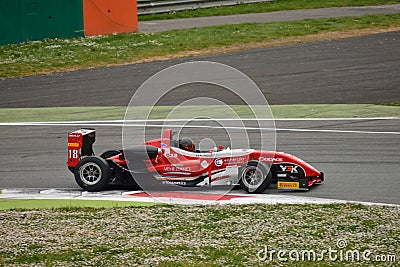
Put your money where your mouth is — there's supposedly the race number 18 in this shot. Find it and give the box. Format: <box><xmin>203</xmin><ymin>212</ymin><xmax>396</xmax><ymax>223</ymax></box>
<box><xmin>69</xmin><ymin>149</ymin><xmax>79</xmax><ymax>159</ymax></box>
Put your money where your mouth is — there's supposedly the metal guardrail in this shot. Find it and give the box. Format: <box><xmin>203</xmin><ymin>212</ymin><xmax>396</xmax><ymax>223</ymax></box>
<box><xmin>137</xmin><ymin>0</ymin><xmax>273</xmax><ymax>15</ymax></box>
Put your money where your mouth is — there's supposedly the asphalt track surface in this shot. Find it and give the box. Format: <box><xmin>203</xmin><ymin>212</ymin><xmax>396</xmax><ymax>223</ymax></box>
<box><xmin>1</xmin><ymin>32</ymin><xmax>400</xmax><ymax>204</ymax></box>
<box><xmin>139</xmin><ymin>4</ymin><xmax>400</xmax><ymax>33</ymax></box>
<box><xmin>1</xmin><ymin>31</ymin><xmax>400</xmax><ymax>107</ymax></box>
<box><xmin>1</xmin><ymin>118</ymin><xmax>399</xmax><ymax>204</ymax></box>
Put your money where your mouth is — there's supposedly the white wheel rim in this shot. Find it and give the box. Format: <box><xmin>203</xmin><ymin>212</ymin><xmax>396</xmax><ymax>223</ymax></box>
<box><xmin>79</xmin><ymin>162</ymin><xmax>102</xmax><ymax>186</ymax></box>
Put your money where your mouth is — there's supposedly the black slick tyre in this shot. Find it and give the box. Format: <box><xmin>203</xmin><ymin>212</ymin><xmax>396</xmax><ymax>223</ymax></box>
<box><xmin>100</xmin><ymin>150</ymin><xmax>120</xmax><ymax>159</ymax></box>
<box><xmin>239</xmin><ymin>161</ymin><xmax>272</xmax><ymax>193</ymax></box>
<box><xmin>74</xmin><ymin>156</ymin><xmax>111</xmax><ymax>192</ymax></box>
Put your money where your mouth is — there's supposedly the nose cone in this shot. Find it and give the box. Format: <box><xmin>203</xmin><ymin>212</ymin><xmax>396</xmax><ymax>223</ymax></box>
<box><xmin>273</xmin><ymin>151</ymin><xmax>321</xmax><ymax>177</ymax></box>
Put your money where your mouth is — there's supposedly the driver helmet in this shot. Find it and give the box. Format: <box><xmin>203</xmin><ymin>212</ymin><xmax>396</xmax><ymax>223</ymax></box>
<box><xmin>179</xmin><ymin>137</ymin><xmax>195</xmax><ymax>152</ymax></box>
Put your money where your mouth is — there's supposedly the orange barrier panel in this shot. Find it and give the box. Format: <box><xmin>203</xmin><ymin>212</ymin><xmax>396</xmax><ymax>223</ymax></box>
<box><xmin>83</xmin><ymin>0</ymin><xmax>137</xmax><ymax>36</ymax></box>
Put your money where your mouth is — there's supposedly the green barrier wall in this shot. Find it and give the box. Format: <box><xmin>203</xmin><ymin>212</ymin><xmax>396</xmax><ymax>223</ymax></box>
<box><xmin>0</xmin><ymin>0</ymin><xmax>21</xmax><ymax>45</ymax></box>
<box><xmin>0</xmin><ymin>0</ymin><xmax>84</xmax><ymax>45</ymax></box>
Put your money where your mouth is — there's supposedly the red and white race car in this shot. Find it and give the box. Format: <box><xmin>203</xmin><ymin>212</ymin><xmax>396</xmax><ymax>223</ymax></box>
<box><xmin>67</xmin><ymin>128</ymin><xmax>324</xmax><ymax>193</ymax></box>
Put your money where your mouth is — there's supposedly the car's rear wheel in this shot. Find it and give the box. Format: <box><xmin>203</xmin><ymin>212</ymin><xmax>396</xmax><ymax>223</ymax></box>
<box><xmin>240</xmin><ymin>161</ymin><xmax>272</xmax><ymax>193</ymax></box>
<box><xmin>100</xmin><ymin>150</ymin><xmax>120</xmax><ymax>159</ymax></box>
<box><xmin>75</xmin><ymin>156</ymin><xmax>111</xmax><ymax>192</ymax></box>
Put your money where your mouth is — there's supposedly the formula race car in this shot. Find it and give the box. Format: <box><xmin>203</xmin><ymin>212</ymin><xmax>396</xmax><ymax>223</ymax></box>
<box><xmin>67</xmin><ymin>128</ymin><xmax>324</xmax><ymax>193</ymax></box>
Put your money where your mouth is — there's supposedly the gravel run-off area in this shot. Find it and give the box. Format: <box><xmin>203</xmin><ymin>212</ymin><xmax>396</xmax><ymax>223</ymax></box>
<box><xmin>0</xmin><ymin>203</ymin><xmax>399</xmax><ymax>266</ymax></box>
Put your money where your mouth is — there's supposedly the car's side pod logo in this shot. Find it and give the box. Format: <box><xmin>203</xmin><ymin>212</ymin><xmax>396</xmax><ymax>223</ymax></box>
<box><xmin>214</xmin><ymin>158</ymin><xmax>223</xmax><ymax>167</ymax></box>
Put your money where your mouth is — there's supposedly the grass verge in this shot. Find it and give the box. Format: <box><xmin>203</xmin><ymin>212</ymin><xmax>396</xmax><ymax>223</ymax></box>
<box><xmin>0</xmin><ymin>203</ymin><xmax>398</xmax><ymax>266</ymax></box>
<box><xmin>139</xmin><ymin>0</ymin><xmax>400</xmax><ymax>20</ymax></box>
<box><xmin>0</xmin><ymin>104</ymin><xmax>399</xmax><ymax>123</ymax></box>
<box><xmin>1</xmin><ymin>14</ymin><xmax>400</xmax><ymax>78</ymax></box>
<box><xmin>0</xmin><ymin>199</ymin><xmax>154</xmax><ymax>210</ymax></box>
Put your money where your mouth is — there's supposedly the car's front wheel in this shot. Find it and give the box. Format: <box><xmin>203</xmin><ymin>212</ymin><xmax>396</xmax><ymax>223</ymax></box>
<box><xmin>75</xmin><ymin>156</ymin><xmax>111</xmax><ymax>192</ymax></box>
<box><xmin>239</xmin><ymin>161</ymin><xmax>272</xmax><ymax>193</ymax></box>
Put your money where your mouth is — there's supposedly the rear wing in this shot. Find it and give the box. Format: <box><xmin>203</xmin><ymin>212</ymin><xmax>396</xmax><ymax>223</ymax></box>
<box><xmin>67</xmin><ymin>129</ymin><xmax>96</xmax><ymax>168</ymax></box>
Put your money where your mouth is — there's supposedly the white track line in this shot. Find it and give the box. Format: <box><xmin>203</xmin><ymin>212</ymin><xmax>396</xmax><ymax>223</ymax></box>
<box><xmin>1</xmin><ymin>118</ymin><xmax>399</xmax><ymax>135</ymax></box>
<box><xmin>1</xmin><ymin>122</ymin><xmax>400</xmax><ymax>135</ymax></box>
<box><xmin>0</xmin><ymin>117</ymin><xmax>399</xmax><ymax>126</ymax></box>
